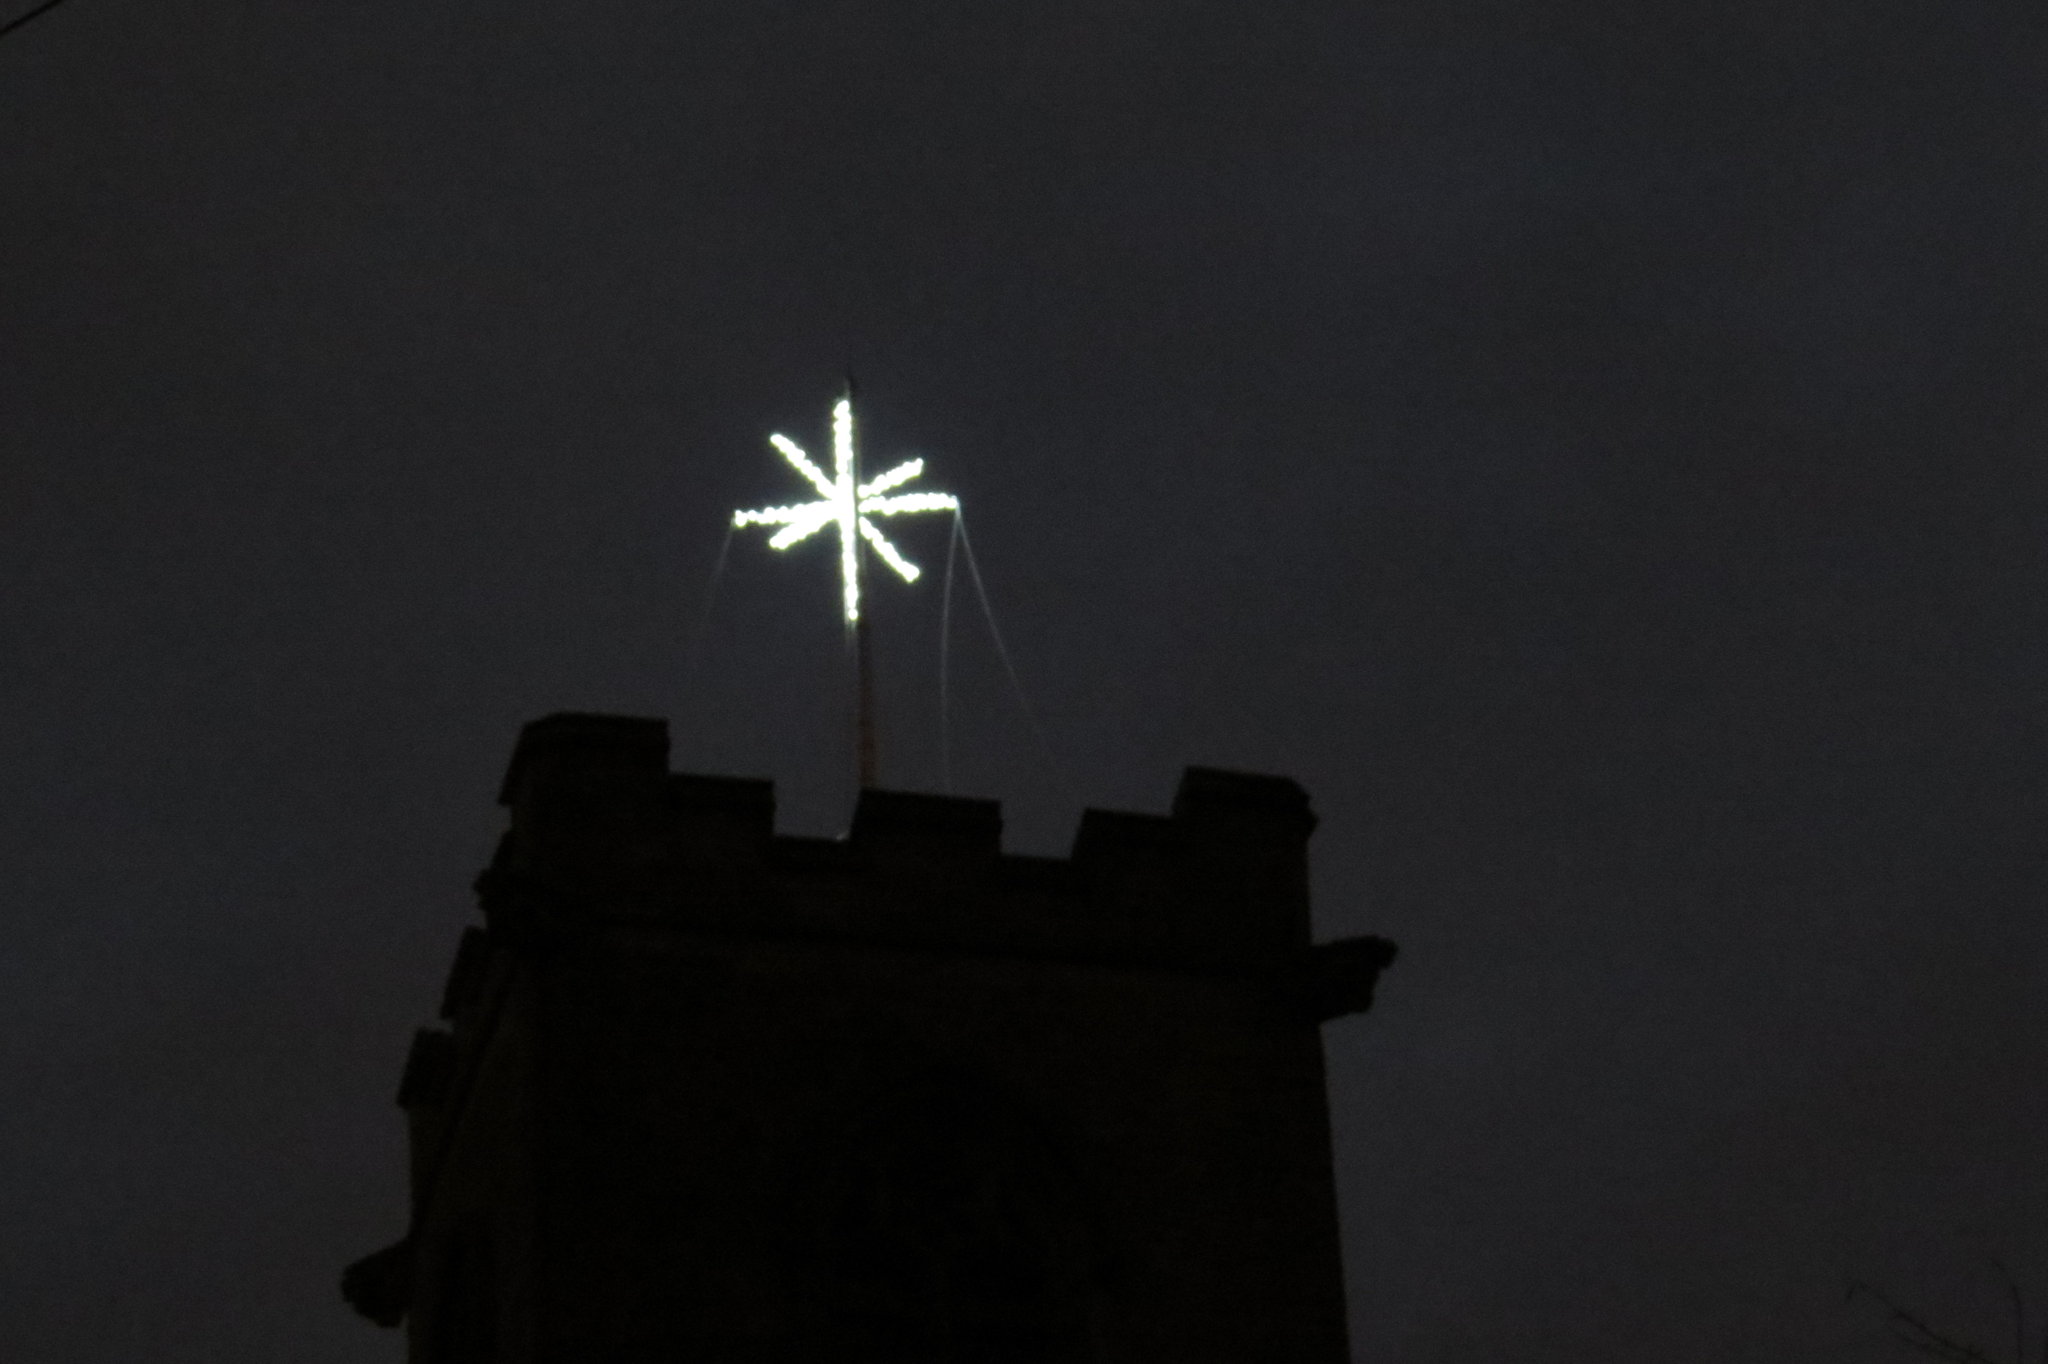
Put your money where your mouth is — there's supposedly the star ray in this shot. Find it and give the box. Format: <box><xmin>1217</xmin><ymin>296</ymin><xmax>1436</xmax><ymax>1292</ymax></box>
<box><xmin>858</xmin><ymin>517</ymin><xmax>921</xmax><ymax>582</ymax></box>
<box><xmin>859</xmin><ymin>458</ymin><xmax>924</xmax><ymax>499</ymax></box>
<box><xmin>733</xmin><ymin>502</ymin><xmax>821</xmax><ymax>528</ymax></box>
<box><xmin>767</xmin><ymin>504</ymin><xmax>836</xmax><ymax>548</ymax></box>
<box><xmin>863</xmin><ymin>491</ymin><xmax>960</xmax><ymax>517</ymax></box>
<box><xmin>768</xmin><ymin>433</ymin><xmax>836</xmax><ymax>498</ymax></box>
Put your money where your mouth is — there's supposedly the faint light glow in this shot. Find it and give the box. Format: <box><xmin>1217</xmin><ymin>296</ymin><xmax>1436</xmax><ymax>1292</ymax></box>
<box><xmin>732</xmin><ymin>395</ymin><xmax>958</xmax><ymax>622</ymax></box>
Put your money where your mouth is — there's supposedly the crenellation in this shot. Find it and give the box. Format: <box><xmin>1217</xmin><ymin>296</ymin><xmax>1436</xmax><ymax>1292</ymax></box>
<box><xmin>1171</xmin><ymin>765</ymin><xmax>1318</xmax><ymax>833</ymax></box>
<box><xmin>1068</xmin><ymin>807</ymin><xmax>1180</xmax><ymax>907</ymax></box>
<box><xmin>658</xmin><ymin>771</ymin><xmax>774</xmax><ymax>869</ymax></box>
<box><xmin>495</xmin><ymin>712</ymin><xmax>669</xmax><ymax>811</ymax></box>
<box><xmin>482</xmin><ymin>714</ymin><xmax>1328</xmax><ymax>971</ymax></box>
<box><xmin>846</xmin><ymin>787</ymin><xmax>1003</xmax><ymax>874</ymax></box>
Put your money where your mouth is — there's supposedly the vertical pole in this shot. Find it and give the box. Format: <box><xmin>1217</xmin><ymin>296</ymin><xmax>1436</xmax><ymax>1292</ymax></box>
<box><xmin>844</xmin><ymin>373</ymin><xmax>878</xmax><ymax>790</ymax></box>
<box><xmin>855</xmin><ymin>595</ymin><xmax>877</xmax><ymax>790</ymax></box>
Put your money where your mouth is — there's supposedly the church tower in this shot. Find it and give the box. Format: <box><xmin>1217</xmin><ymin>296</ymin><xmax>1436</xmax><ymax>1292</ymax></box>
<box><xmin>344</xmin><ymin>712</ymin><xmax>1395</xmax><ymax>1362</ymax></box>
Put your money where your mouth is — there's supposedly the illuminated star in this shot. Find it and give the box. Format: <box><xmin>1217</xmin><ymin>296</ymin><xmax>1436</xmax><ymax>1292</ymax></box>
<box><xmin>732</xmin><ymin>394</ymin><xmax>958</xmax><ymax>623</ymax></box>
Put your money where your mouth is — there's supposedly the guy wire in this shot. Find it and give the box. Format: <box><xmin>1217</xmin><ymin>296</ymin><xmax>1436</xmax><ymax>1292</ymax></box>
<box><xmin>677</xmin><ymin>524</ymin><xmax>735</xmax><ymax>748</ymax></box>
<box><xmin>953</xmin><ymin>508</ymin><xmax>1078</xmax><ymax>802</ymax></box>
<box><xmin>938</xmin><ymin>509</ymin><xmax>962</xmax><ymax>793</ymax></box>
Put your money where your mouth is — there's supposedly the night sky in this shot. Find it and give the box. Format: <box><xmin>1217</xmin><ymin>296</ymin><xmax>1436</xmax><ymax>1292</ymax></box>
<box><xmin>2</xmin><ymin>1</ymin><xmax>2044</xmax><ymax>1359</ymax></box>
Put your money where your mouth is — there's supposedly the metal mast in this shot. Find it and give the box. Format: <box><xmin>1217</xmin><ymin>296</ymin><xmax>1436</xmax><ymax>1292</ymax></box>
<box><xmin>730</xmin><ymin>381</ymin><xmax>958</xmax><ymax>800</ymax></box>
<box><xmin>844</xmin><ymin>376</ymin><xmax>879</xmax><ymax>789</ymax></box>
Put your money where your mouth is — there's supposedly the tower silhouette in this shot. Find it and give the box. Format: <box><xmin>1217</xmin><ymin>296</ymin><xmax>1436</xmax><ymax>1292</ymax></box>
<box><xmin>344</xmin><ymin>712</ymin><xmax>1396</xmax><ymax>1361</ymax></box>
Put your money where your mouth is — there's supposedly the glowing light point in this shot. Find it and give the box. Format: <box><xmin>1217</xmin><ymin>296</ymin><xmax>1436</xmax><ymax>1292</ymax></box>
<box><xmin>731</xmin><ymin>395</ymin><xmax>958</xmax><ymax>623</ymax></box>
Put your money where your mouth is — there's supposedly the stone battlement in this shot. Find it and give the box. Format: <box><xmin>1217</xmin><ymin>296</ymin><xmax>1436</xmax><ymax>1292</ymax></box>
<box><xmin>472</xmin><ymin>712</ymin><xmax>1387</xmax><ymax>992</ymax></box>
<box><xmin>347</xmin><ymin>711</ymin><xmax>1396</xmax><ymax>1355</ymax></box>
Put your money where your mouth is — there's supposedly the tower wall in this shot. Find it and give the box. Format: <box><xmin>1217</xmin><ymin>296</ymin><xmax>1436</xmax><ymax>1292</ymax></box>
<box><xmin>348</xmin><ymin>713</ymin><xmax>1395</xmax><ymax>1363</ymax></box>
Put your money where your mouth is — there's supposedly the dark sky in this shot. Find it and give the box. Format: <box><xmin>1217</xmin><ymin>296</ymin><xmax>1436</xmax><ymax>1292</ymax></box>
<box><xmin>2</xmin><ymin>0</ymin><xmax>2044</xmax><ymax>1359</ymax></box>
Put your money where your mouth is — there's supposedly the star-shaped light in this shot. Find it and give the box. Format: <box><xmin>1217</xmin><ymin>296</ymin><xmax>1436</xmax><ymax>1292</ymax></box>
<box><xmin>732</xmin><ymin>394</ymin><xmax>958</xmax><ymax>623</ymax></box>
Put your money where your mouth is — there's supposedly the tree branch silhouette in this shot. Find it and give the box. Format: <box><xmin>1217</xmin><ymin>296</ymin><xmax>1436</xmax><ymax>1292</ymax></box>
<box><xmin>1850</xmin><ymin>1281</ymin><xmax>2012</xmax><ymax>1364</ymax></box>
<box><xmin>1983</xmin><ymin>1256</ymin><xmax>2026</xmax><ymax>1364</ymax></box>
<box><xmin>0</xmin><ymin>0</ymin><xmax>75</xmax><ymax>42</ymax></box>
